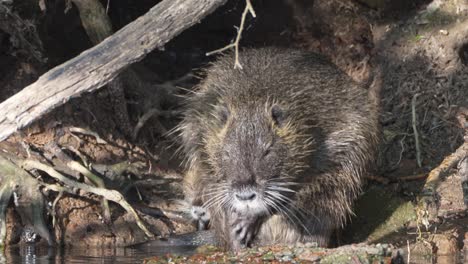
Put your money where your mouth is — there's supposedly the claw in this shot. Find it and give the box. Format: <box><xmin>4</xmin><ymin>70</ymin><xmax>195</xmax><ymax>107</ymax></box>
<box><xmin>191</xmin><ymin>206</ymin><xmax>210</xmax><ymax>230</ymax></box>
<box><xmin>229</xmin><ymin>214</ymin><xmax>258</xmax><ymax>250</ymax></box>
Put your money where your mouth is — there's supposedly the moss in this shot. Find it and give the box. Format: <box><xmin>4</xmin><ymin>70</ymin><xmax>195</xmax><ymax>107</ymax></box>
<box><xmin>321</xmin><ymin>251</ymin><xmax>390</xmax><ymax>264</ymax></box>
<box><xmin>345</xmin><ymin>185</ymin><xmax>416</xmax><ymax>243</ymax></box>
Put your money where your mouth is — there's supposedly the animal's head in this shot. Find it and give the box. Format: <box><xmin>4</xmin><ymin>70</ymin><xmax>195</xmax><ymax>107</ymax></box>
<box><xmin>202</xmin><ymin>101</ymin><xmax>312</xmax><ymax>219</ymax></box>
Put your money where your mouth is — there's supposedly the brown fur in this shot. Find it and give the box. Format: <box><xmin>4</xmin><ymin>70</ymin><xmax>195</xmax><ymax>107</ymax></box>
<box><xmin>177</xmin><ymin>48</ymin><xmax>379</xmax><ymax>249</ymax></box>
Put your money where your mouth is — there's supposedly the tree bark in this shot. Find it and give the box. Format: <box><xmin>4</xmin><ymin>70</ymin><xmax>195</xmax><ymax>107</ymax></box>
<box><xmin>0</xmin><ymin>0</ymin><xmax>228</xmax><ymax>142</ymax></box>
<box><xmin>72</xmin><ymin>0</ymin><xmax>133</xmax><ymax>136</ymax></box>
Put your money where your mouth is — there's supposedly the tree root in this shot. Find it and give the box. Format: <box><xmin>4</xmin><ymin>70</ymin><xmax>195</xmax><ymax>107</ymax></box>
<box><xmin>132</xmin><ymin>109</ymin><xmax>179</xmax><ymax>140</ymax></box>
<box><xmin>44</xmin><ymin>142</ymin><xmax>111</xmax><ymax>223</ymax></box>
<box><xmin>416</xmin><ymin>107</ymin><xmax>468</xmax><ymax>228</ymax></box>
<box><xmin>0</xmin><ymin>163</ymin><xmax>16</xmax><ymax>247</ymax></box>
<box><xmin>0</xmin><ymin>154</ymin><xmax>53</xmax><ymax>246</ymax></box>
<box><xmin>21</xmin><ymin>160</ymin><xmax>154</xmax><ymax>238</ymax></box>
<box><xmin>68</xmin><ymin>127</ymin><xmax>108</xmax><ymax>145</ymax></box>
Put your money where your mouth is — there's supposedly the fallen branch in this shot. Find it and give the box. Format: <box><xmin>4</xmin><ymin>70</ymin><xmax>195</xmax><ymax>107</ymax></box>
<box><xmin>411</xmin><ymin>93</ymin><xmax>422</xmax><ymax>168</ymax></box>
<box><xmin>0</xmin><ymin>0</ymin><xmax>228</xmax><ymax>142</ymax></box>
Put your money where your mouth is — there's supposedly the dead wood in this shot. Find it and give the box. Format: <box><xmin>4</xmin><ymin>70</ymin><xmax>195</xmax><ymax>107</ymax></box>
<box><xmin>0</xmin><ymin>0</ymin><xmax>228</xmax><ymax>142</ymax></box>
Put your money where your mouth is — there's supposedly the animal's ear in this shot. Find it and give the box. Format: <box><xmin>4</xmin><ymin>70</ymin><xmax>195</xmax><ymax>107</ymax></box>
<box><xmin>271</xmin><ymin>104</ymin><xmax>286</xmax><ymax>126</ymax></box>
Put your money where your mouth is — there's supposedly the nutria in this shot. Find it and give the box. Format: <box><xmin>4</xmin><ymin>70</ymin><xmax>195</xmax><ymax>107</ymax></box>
<box><xmin>177</xmin><ymin>48</ymin><xmax>379</xmax><ymax>250</ymax></box>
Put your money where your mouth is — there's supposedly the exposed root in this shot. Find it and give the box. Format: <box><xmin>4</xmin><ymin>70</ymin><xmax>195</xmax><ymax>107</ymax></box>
<box><xmin>68</xmin><ymin>127</ymin><xmax>108</xmax><ymax>145</ymax></box>
<box><xmin>67</xmin><ymin>161</ymin><xmax>112</xmax><ymax>223</ymax></box>
<box><xmin>45</xmin><ymin>142</ymin><xmax>111</xmax><ymax>223</ymax></box>
<box><xmin>64</xmin><ymin>145</ymin><xmax>90</xmax><ymax>168</ymax></box>
<box><xmin>416</xmin><ymin>107</ymin><xmax>468</xmax><ymax>227</ymax></box>
<box><xmin>206</xmin><ymin>0</ymin><xmax>256</xmax><ymax>69</ymax></box>
<box><xmin>21</xmin><ymin>160</ymin><xmax>154</xmax><ymax>238</ymax></box>
<box><xmin>0</xmin><ymin>167</ymin><xmax>16</xmax><ymax>247</ymax></box>
<box><xmin>0</xmin><ymin>154</ymin><xmax>53</xmax><ymax>246</ymax></box>
<box><xmin>51</xmin><ymin>191</ymin><xmax>63</xmax><ymax>228</ymax></box>
<box><xmin>92</xmin><ymin>161</ymin><xmax>146</xmax><ymax>182</ymax></box>
<box><xmin>133</xmin><ymin>109</ymin><xmax>166</xmax><ymax>141</ymax></box>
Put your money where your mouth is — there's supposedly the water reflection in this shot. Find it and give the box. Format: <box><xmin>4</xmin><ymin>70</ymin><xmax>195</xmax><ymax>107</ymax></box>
<box><xmin>1</xmin><ymin>243</ymin><xmax>198</xmax><ymax>264</ymax></box>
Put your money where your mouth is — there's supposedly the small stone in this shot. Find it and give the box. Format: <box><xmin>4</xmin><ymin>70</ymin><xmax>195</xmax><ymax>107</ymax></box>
<box><xmin>262</xmin><ymin>251</ymin><xmax>275</xmax><ymax>261</ymax></box>
<box><xmin>297</xmin><ymin>251</ymin><xmax>321</xmax><ymax>262</ymax></box>
<box><xmin>305</xmin><ymin>242</ymin><xmax>319</xmax><ymax>248</ymax></box>
<box><xmin>439</xmin><ymin>29</ymin><xmax>449</xmax><ymax>35</ymax></box>
<box><xmin>295</xmin><ymin>248</ymin><xmax>305</xmax><ymax>255</ymax></box>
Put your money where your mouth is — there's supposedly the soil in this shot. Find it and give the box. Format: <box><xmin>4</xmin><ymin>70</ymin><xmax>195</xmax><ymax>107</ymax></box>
<box><xmin>0</xmin><ymin>0</ymin><xmax>467</xmax><ymax>262</ymax></box>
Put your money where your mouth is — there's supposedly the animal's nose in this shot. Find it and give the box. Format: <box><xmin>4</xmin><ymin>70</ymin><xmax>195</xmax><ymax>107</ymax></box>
<box><xmin>235</xmin><ymin>191</ymin><xmax>256</xmax><ymax>201</ymax></box>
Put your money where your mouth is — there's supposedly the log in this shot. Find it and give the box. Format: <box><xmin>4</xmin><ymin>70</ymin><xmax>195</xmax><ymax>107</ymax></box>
<box><xmin>0</xmin><ymin>0</ymin><xmax>228</xmax><ymax>142</ymax></box>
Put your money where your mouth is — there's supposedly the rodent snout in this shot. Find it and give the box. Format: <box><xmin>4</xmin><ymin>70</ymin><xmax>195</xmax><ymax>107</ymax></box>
<box><xmin>231</xmin><ymin>189</ymin><xmax>266</xmax><ymax>216</ymax></box>
<box><xmin>235</xmin><ymin>191</ymin><xmax>257</xmax><ymax>201</ymax></box>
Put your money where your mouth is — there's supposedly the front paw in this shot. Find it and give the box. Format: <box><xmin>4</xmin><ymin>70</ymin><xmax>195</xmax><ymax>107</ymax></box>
<box><xmin>191</xmin><ymin>206</ymin><xmax>210</xmax><ymax>230</ymax></box>
<box><xmin>230</xmin><ymin>216</ymin><xmax>258</xmax><ymax>251</ymax></box>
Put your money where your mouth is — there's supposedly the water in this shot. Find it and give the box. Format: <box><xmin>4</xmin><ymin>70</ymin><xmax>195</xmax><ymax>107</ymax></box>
<box><xmin>1</xmin><ymin>244</ymin><xmax>198</xmax><ymax>264</ymax></box>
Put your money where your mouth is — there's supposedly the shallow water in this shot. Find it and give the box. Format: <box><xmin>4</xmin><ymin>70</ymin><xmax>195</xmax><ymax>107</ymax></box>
<box><xmin>1</xmin><ymin>244</ymin><xmax>198</xmax><ymax>264</ymax></box>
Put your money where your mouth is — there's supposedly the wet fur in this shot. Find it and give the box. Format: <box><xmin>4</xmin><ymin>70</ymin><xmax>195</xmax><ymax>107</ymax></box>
<box><xmin>176</xmin><ymin>48</ymin><xmax>379</xmax><ymax>249</ymax></box>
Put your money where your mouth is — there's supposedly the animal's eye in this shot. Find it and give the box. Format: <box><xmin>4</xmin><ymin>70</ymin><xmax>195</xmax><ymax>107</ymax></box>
<box><xmin>218</xmin><ymin>105</ymin><xmax>229</xmax><ymax>124</ymax></box>
<box><xmin>271</xmin><ymin>105</ymin><xmax>285</xmax><ymax>126</ymax></box>
<box><xmin>263</xmin><ymin>148</ymin><xmax>271</xmax><ymax>158</ymax></box>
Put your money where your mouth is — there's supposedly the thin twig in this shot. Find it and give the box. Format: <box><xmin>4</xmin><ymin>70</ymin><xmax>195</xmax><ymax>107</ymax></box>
<box><xmin>392</xmin><ymin>135</ymin><xmax>407</xmax><ymax>168</ymax></box>
<box><xmin>106</xmin><ymin>0</ymin><xmax>110</xmax><ymax>14</ymax></box>
<box><xmin>206</xmin><ymin>0</ymin><xmax>256</xmax><ymax>69</ymax></box>
<box><xmin>132</xmin><ymin>108</ymin><xmax>159</xmax><ymax>140</ymax></box>
<box><xmin>397</xmin><ymin>173</ymin><xmax>427</xmax><ymax>181</ymax></box>
<box><xmin>365</xmin><ymin>175</ymin><xmax>389</xmax><ymax>184</ymax></box>
<box><xmin>412</xmin><ymin>93</ymin><xmax>422</xmax><ymax>167</ymax></box>
<box><xmin>407</xmin><ymin>240</ymin><xmax>411</xmax><ymax>264</ymax></box>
